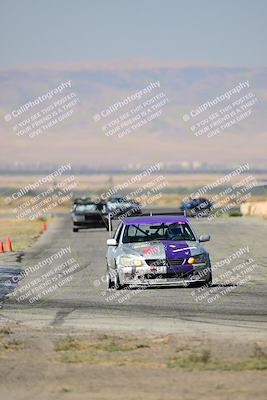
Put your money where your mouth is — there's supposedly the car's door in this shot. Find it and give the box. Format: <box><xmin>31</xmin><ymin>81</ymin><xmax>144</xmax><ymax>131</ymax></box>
<box><xmin>107</xmin><ymin>222</ymin><xmax>124</xmax><ymax>268</ymax></box>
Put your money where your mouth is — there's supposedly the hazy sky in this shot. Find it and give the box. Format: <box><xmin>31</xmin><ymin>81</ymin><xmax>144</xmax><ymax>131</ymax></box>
<box><xmin>0</xmin><ymin>0</ymin><xmax>267</xmax><ymax>68</ymax></box>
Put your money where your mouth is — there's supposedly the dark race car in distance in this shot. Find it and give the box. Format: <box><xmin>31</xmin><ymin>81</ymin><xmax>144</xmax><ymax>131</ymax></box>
<box><xmin>180</xmin><ymin>198</ymin><xmax>213</xmax><ymax>217</ymax></box>
<box><xmin>72</xmin><ymin>201</ymin><xmax>111</xmax><ymax>232</ymax></box>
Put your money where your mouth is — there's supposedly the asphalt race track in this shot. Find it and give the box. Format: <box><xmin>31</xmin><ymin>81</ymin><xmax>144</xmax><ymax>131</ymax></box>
<box><xmin>1</xmin><ymin>214</ymin><xmax>267</xmax><ymax>338</ymax></box>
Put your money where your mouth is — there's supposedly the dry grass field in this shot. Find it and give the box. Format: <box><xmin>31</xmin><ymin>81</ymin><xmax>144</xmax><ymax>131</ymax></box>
<box><xmin>0</xmin><ymin>172</ymin><xmax>266</xmax><ymax>213</ymax></box>
<box><xmin>0</xmin><ymin>218</ymin><xmax>45</xmax><ymax>251</ymax></box>
<box><xmin>0</xmin><ymin>324</ymin><xmax>267</xmax><ymax>400</ymax></box>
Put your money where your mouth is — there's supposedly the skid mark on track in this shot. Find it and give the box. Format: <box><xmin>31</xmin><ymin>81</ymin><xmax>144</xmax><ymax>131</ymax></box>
<box><xmin>50</xmin><ymin>308</ymin><xmax>76</xmax><ymax>327</ymax></box>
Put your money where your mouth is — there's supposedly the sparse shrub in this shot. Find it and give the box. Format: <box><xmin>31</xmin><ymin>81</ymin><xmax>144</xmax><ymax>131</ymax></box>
<box><xmin>252</xmin><ymin>343</ymin><xmax>267</xmax><ymax>359</ymax></box>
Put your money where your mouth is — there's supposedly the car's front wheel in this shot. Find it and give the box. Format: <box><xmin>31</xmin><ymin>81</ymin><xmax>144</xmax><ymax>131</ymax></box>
<box><xmin>205</xmin><ymin>270</ymin><xmax>213</xmax><ymax>286</ymax></box>
<box><xmin>106</xmin><ymin>272</ymin><xmax>114</xmax><ymax>289</ymax></box>
<box><xmin>190</xmin><ymin>269</ymin><xmax>212</xmax><ymax>287</ymax></box>
<box><xmin>73</xmin><ymin>228</ymin><xmax>79</xmax><ymax>232</ymax></box>
<box><xmin>113</xmin><ymin>272</ymin><xmax>123</xmax><ymax>290</ymax></box>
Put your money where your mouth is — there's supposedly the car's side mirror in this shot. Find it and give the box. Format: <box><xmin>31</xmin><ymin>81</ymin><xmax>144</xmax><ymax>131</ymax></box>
<box><xmin>199</xmin><ymin>234</ymin><xmax>210</xmax><ymax>242</ymax></box>
<box><xmin>107</xmin><ymin>238</ymin><xmax>117</xmax><ymax>246</ymax></box>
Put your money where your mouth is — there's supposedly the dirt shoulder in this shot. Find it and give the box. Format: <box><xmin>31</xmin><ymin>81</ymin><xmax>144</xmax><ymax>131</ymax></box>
<box><xmin>0</xmin><ymin>322</ymin><xmax>266</xmax><ymax>400</ymax></box>
<box><xmin>0</xmin><ymin>217</ymin><xmax>46</xmax><ymax>252</ymax></box>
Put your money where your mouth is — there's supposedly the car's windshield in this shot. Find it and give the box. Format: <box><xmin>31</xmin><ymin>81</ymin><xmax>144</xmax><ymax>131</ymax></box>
<box><xmin>75</xmin><ymin>204</ymin><xmax>106</xmax><ymax>213</ymax></box>
<box><xmin>122</xmin><ymin>222</ymin><xmax>196</xmax><ymax>243</ymax></box>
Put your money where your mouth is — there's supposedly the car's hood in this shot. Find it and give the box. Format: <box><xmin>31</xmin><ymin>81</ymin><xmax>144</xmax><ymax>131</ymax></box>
<box><xmin>120</xmin><ymin>240</ymin><xmax>203</xmax><ymax>259</ymax></box>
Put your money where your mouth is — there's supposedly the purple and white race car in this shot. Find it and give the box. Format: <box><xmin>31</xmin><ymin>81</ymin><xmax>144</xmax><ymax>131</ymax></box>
<box><xmin>106</xmin><ymin>214</ymin><xmax>212</xmax><ymax>289</ymax></box>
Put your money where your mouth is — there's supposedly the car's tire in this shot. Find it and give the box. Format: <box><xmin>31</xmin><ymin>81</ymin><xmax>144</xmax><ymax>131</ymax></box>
<box><xmin>190</xmin><ymin>269</ymin><xmax>212</xmax><ymax>287</ymax></box>
<box><xmin>113</xmin><ymin>273</ymin><xmax>123</xmax><ymax>290</ymax></box>
<box><xmin>73</xmin><ymin>228</ymin><xmax>78</xmax><ymax>232</ymax></box>
<box><xmin>188</xmin><ymin>278</ymin><xmax>202</xmax><ymax>287</ymax></box>
<box><xmin>206</xmin><ymin>270</ymin><xmax>213</xmax><ymax>286</ymax></box>
<box><xmin>106</xmin><ymin>272</ymin><xmax>114</xmax><ymax>289</ymax></box>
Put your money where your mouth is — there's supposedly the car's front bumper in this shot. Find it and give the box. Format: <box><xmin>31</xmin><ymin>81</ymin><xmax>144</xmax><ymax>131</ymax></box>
<box><xmin>117</xmin><ymin>263</ymin><xmax>211</xmax><ymax>286</ymax></box>
<box><xmin>121</xmin><ymin>277</ymin><xmax>208</xmax><ymax>287</ymax></box>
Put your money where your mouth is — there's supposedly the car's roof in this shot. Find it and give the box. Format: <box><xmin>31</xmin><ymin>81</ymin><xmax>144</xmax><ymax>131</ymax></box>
<box><xmin>122</xmin><ymin>215</ymin><xmax>189</xmax><ymax>225</ymax></box>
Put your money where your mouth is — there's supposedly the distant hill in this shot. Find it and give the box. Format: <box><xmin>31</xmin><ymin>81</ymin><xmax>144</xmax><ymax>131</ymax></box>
<box><xmin>0</xmin><ymin>62</ymin><xmax>266</xmax><ymax>167</ymax></box>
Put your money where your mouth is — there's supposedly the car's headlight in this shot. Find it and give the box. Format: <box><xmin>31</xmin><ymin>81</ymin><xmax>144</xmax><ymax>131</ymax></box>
<box><xmin>118</xmin><ymin>255</ymin><xmax>145</xmax><ymax>267</ymax></box>
<box><xmin>188</xmin><ymin>254</ymin><xmax>206</xmax><ymax>264</ymax></box>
